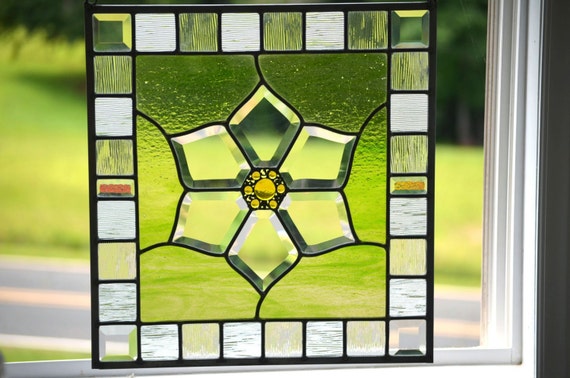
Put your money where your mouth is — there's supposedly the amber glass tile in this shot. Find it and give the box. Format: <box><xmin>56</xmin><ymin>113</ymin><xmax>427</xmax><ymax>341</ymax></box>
<box><xmin>390</xmin><ymin>176</ymin><xmax>427</xmax><ymax>195</ymax></box>
<box><xmin>97</xmin><ymin>179</ymin><xmax>135</xmax><ymax>198</ymax></box>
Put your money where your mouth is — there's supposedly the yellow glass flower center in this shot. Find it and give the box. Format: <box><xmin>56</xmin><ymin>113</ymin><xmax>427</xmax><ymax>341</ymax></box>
<box><xmin>242</xmin><ymin>169</ymin><xmax>286</xmax><ymax>210</ymax></box>
<box><xmin>254</xmin><ymin>178</ymin><xmax>276</xmax><ymax>200</ymax></box>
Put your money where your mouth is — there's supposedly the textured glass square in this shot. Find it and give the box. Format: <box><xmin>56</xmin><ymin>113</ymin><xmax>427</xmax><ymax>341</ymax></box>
<box><xmin>392</xmin><ymin>52</ymin><xmax>429</xmax><ymax>90</ymax></box>
<box><xmin>99</xmin><ymin>325</ymin><xmax>137</xmax><ymax>361</ymax></box>
<box><xmin>95</xmin><ymin>97</ymin><xmax>133</xmax><ymax>136</ymax></box>
<box><xmin>98</xmin><ymin>242</ymin><xmax>136</xmax><ymax>280</ymax></box>
<box><xmin>390</xmin><ymin>197</ymin><xmax>427</xmax><ymax>236</ymax></box>
<box><xmin>182</xmin><ymin>323</ymin><xmax>219</xmax><ymax>359</ymax></box>
<box><xmin>99</xmin><ymin>283</ymin><xmax>136</xmax><ymax>322</ymax></box>
<box><xmin>93</xmin><ymin>14</ymin><xmax>132</xmax><ymax>52</ymax></box>
<box><xmin>389</xmin><ymin>319</ymin><xmax>426</xmax><ymax>356</ymax></box>
<box><xmin>390</xmin><ymin>176</ymin><xmax>428</xmax><ymax>195</ymax></box>
<box><xmin>222</xmin><ymin>13</ymin><xmax>260</xmax><ymax>52</ymax></box>
<box><xmin>390</xmin><ymin>239</ymin><xmax>427</xmax><ymax>275</ymax></box>
<box><xmin>306</xmin><ymin>12</ymin><xmax>344</xmax><ymax>50</ymax></box>
<box><xmin>135</xmin><ymin>13</ymin><xmax>176</xmax><ymax>52</ymax></box>
<box><xmin>390</xmin><ymin>135</ymin><xmax>428</xmax><ymax>173</ymax></box>
<box><xmin>347</xmin><ymin>321</ymin><xmax>385</xmax><ymax>356</ymax></box>
<box><xmin>392</xmin><ymin>10</ymin><xmax>429</xmax><ymax>48</ymax></box>
<box><xmin>391</xmin><ymin>94</ymin><xmax>428</xmax><ymax>132</ymax></box>
<box><xmin>94</xmin><ymin>56</ymin><xmax>132</xmax><ymax>94</ymax></box>
<box><xmin>97</xmin><ymin>179</ymin><xmax>135</xmax><ymax>198</ymax></box>
<box><xmin>223</xmin><ymin>322</ymin><xmax>261</xmax><ymax>358</ymax></box>
<box><xmin>97</xmin><ymin>201</ymin><xmax>136</xmax><ymax>240</ymax></box>
<box><xmin>264</xmin><ymin>13</ymin><xmax>302</xmax><ymax>51</ymax></box>
<box><xmin>265</xmin><ymin>322</ymin><xmax>303</xmax><ymax>358</ymax></box>
<box><xmin>96</xmin><ymin>139</ymin><xmax>133</xmax><ymax>176</ymax></box>
<box><xmin>180</xmin><ymin>13</ymin><xmax>218</xmax><ymax>52</ymax></box>
<box><xmin>141</xmin><ymin>325</ymin><xmax>179</xmax><ymax>361</ymax></box>
<box><xmin>390</xmin><ymin>278</ymin><xmax>426</xmax><ymax>316</ymax></box>
<box><xmin>348</xmin><ymin>11</ymin><xmax>387</xmax><ymax>50</ymax></box>
<box><xmin>306</xmin><ymin>321</ymin><xmax>343</xmax><ymax>357</ymax></box>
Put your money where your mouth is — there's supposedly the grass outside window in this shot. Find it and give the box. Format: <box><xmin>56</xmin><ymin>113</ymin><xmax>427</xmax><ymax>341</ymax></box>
<box><xmin>0</xmin><ymin>30</ymin><xmax>482</xmax><ymax>362</ymax></box>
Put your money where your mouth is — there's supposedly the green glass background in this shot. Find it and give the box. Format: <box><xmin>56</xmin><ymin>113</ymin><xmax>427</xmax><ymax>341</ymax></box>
<box><xmin>137</xmin><ymin>52</ymin><xmax>388</xmax><ymax>320</ymax></box>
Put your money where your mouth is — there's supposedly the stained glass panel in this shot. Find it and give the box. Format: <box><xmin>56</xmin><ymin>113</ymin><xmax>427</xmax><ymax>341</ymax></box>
<box><xmin>86</xmin><ymin>1</ymin><xmax>435</xmax><ymax>369</ymax></box>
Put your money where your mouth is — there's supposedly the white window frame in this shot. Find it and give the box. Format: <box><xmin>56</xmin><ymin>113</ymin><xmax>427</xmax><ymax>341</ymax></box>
<box><xmin>5</xmin><ymin>0</ymin><xmax>544</xmax><ymax>376</ymax></box>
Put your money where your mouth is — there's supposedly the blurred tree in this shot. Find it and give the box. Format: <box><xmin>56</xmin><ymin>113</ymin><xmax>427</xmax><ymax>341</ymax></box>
<box><xmin>0</xmin><ymin>0</ymin><xmax>84</xmax><ymax>40</ymax></box>
<box><xmin>437</xmin><ymin>0</ymin><xmax>487</xmax><ymax>145</ymax></box>
<box><xmin>0</xmin><ymin>0</ymin><xmax>487</xmax><ymax>145</ymax></box>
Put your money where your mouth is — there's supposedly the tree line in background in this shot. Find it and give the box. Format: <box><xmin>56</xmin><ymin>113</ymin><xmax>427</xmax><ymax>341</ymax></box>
<box><xmin>0</xmin><ymin>0</ymin><xmax>487</xmax><ymax>145</ymax></box>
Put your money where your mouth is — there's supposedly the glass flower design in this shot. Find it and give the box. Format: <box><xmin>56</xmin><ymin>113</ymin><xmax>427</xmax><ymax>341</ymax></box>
<box><xmin>170</xmin><ymin>85</ymin><xmax>357</xmax><ymax>292</ymax></box>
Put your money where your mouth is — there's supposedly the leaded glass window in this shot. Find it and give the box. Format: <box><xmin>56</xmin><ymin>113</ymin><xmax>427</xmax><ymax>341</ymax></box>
<box><xmin>86</xmin><ymin>1</ymin><xmax>435</xmax><ymax>369</ymax></box>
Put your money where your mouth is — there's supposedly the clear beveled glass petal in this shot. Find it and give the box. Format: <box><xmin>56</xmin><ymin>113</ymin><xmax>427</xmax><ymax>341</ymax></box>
<box><xmin>280</xmin><ymin>126</ymin><xmax>356</xmax><ymax>189</ymax></box>
<box><xmin>228</xmin><ymin>210</ymin><xmax>298</xmax><ymax>291</ymax></box>
<box><xmin>229</xmin><ymin>85</ymin><xmax>300</xmax><ymax>167</ymax></box>
<box><xmin>278</xmin><ymin>192</ymin><xmax>354</xmax><ymax>254</ymax></box>
<box><xmin>172</xmin><ymin>125</ymin><xmax>250</xmax><ymax>189</ymax></box>
<box><xmin>173</xmin><ymin>191</ymin><xmax>249</xmax><ymax>254</ymax></box>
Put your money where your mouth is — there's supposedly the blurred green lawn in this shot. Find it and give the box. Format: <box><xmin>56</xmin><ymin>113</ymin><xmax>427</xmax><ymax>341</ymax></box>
<box><xmin>0</xmin><ymin>31</ymin><xmax>482</xmax><ymax>289</ymax></box>
<box><xmin>0</xmin><ymin>28</ymin><xmax>482</xmax><ymax>364</ymax></box>
<box><xmin>0</xmin><ymin>346</ymin><xmax>90</xmax><ymax>363</ymax></box>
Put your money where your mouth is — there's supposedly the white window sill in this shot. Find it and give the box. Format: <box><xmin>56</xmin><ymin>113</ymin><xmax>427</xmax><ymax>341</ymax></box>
<box><xmin>5</xmin><ymin>350</ymin><xmax>534</xmax><ymax>378</ymax></box>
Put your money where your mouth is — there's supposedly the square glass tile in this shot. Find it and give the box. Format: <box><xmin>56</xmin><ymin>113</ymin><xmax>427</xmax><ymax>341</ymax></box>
<box><xmin>99</xmin><ymin>325</ymin><xmax>137</xmax><ymax>361</ymax></box>
<box><xmin>94</xmin><ymin>56</ymin><xmax>132</xmax><ymax>94</ymax></box>
<box><xmin>135</xmin><ymin>13</ymin><xmax>176</xmax><ymax>52</ymax></box>
<box><xmin>180</xmin><ymin>13</ymin><xmax>218</xmax><ymax>52</ymax></box>
<box><xmin>389</xmin><ymin>319</ymin><xmax>426</xmax><ymax>356</ymax></box>
<box><xmin>93</xmin><ymin>14</ymin><xmax>132</xmax><ymax>52</ymax></box>
<box><xmin>222</xmin><ymin>13</ymin><xmax>260</xmax><ymax>52</ymax></box>
<box><xmin>391</xmin><ymin>52</ymin><xmax>429</xmax><ymax>90</ymax></box>
<box><xmin>348</xmin><ymin>11</ymin><xmax>387</xmax><ymax>50</ymax></box>
<box><xmin>182</xmin><ymin>323</ymin><xmax>220</xmax><ymax>359</ymax></box>
<box><xmin>392</xmin><ymin>10</ymin><xmax>429</xmax><ymax>48</ymax></box>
